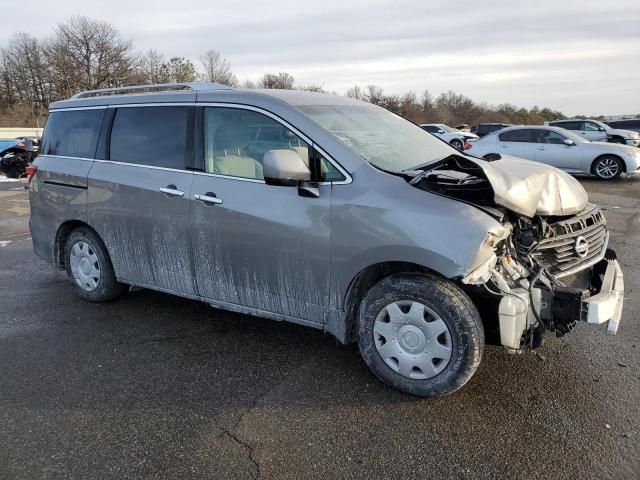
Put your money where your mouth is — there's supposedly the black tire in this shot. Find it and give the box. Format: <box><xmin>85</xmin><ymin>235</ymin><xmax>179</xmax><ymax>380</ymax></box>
<box><xmin>449</xmin><ymin>138</ymin><xmax>464</xmax><ymax>150</ymax></box>
<box><xmin>64</xmin><ymin>227</ymin><xmax>125</xmax><ymax>302</ymax></box>
<box><xmin>4</xmin><ymin>166</ymin><xmax>19</xmax><ymax>178</ymax></box>
<box><xmin>591</xmin><ymin>155</ymin><xmax>623</xmax><ymax>180</ymax></box>
<box><xmin>357</xmin><ymin>273</ymin><xmax>484</xmax><ymax>397</ymax></box>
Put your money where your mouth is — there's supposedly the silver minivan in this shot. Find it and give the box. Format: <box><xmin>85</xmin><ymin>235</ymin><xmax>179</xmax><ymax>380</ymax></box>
<box><xmin>29</xmin><ymin>83</ymin><xmax>624</xmax><ymax>397</ymax></box>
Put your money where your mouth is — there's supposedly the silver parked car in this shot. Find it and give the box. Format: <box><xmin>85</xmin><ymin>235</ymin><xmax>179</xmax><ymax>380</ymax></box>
<box><xmin>29</xmin><ymin>83</ymin><xmax>624</xmax><ymax>397</ymax></box>
<box><xmin>466</xmin><ymin>125</ymin><xmax>640</xmax><ymax>180</ymax></box>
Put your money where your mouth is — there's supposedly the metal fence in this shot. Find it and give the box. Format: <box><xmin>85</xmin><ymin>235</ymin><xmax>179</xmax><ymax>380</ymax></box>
<box><xmin>0</xmin><ymin>128</ymin><xmax>44</xmax><ymax>138</ymax></box>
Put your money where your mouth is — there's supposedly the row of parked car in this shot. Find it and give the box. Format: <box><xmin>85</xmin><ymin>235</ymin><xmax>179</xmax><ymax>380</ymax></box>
<box><xmin>420</xmin><ymin>118</ymin><xmax>640</xmax><ymax>180</ymax></box>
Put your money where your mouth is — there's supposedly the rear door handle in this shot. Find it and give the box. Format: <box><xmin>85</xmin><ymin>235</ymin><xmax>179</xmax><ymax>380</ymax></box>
<box><xmin>537</xmin><ymin>147</ymin><xmax>545</xmax><ymax>150</ymax></box>
<box><xmin>195</xmin><ymin>193</ymin><xmax>223</xmax><ymax>205</ymax></box>
<box><xmin>160</xmin><ymin>185</ymin><xmax>184</xmax><ymax>197</ymax></box>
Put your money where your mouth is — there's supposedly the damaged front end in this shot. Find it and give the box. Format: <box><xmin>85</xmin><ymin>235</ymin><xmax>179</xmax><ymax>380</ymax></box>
<box><xmin>410</xmin><ymin>155</ymin><xmax>624</xmax><ymax>354</ymax></box>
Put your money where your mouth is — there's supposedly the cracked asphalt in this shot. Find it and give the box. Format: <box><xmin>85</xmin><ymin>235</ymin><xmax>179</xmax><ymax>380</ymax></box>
<box><xmin>0</xmin><ymin>177</ymin><xmax>639</xmax><ymax>480</ymax></box>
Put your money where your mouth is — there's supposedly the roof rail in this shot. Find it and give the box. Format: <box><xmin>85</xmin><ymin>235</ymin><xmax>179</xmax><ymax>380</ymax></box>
<box><xmin>71</xmin><ymin>82</ymin><xmax>233</xmax><ymax>99</ymax></box>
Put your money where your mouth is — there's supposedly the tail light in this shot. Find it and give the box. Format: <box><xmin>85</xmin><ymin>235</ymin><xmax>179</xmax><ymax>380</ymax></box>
<box><xmin>26</xmin><ymin>165</ymin><xmax>37</xmax><ymax>183</ymax></box>
<box><xmin>464</xmin><ymin>142</ymin><xmax>473</xmax><ymax>150</ymax></box>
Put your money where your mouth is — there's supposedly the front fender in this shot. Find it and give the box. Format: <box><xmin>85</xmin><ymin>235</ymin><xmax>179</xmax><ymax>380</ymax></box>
<box><xmin>329</xmin><ymin>168</ymin><xmax>504</xmax><ymax>310</ymax></box>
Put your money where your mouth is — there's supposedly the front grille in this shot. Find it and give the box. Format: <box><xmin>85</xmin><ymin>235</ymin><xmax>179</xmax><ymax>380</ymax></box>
<box><xmin>531</xmin><ymin>204</ymin><xmax>608</xmax><ymax>278</ymax></box>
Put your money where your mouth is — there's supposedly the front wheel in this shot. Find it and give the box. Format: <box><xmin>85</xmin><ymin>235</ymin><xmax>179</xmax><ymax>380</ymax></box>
<box><xmin>64</xmin><ymin>227</ymin><xmax>126</xmax><ymax>302</ymax></box>
<box><xmin>449</xmin><ymin>138</ymin><xmax>464</xmax><ymax>150</ymax></box>
<box><xmin>357</xmin><ymin>273</ymin><xmax>484</xmax><ymax>397</ymax></box>
<box><xmin>592</xmin><ymin>155</ymin><xmax>623</xmax><ymax>180</ymax></box>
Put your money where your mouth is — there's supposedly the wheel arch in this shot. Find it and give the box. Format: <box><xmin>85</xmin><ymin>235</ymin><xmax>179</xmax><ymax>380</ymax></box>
<box><xmin>591</xmin><ymin>153</ymin><xmax>626</xmax><ymax>174</ymax></box>
<box><xmin>333</xmin><ymin>261</ymin><xmax>444</xmax><ymax>344</ymax></box>
<box><xmin>53</xmin><ymin>220</ymin><xmax>103</xmax><ymax>269</ymax></box>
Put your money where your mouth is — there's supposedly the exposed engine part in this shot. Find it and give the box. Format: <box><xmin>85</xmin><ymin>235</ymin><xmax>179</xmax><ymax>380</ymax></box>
<box><xmin>408</xmin><ymin>158</ymin><xmax>620</xmax><ymax>352</ymax></box>
<box><xmin>497</xmin><ymin>286</ymin><xmax>542</xmax><ymax>353</ymax></box>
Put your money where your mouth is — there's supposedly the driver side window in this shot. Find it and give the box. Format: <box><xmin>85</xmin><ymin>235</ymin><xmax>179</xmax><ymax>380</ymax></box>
<box><xmin>203</xmin><ymin>107</ymin><xmax>344</xmax><ymax>182</ymax></box>
<box><xmin>583</xmin><ymin>122</ymin><xmax>600</xmax><ymax>132</ymax></box>
<box><xmin>540</xmin><ymin>130</ymin><xmax>567</xmax><ymax>144</ymax></box>
<box><xmin>204</xmin><ymin>107</ymin><xmax>308</xmax><ymax>180</ymax></box>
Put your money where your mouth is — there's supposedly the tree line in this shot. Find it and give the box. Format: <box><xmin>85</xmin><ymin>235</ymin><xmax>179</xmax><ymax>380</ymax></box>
<box><xmin>1</xmin><ymin>15</ymin><xmax>570</xmax><ymax>128</ymax></box>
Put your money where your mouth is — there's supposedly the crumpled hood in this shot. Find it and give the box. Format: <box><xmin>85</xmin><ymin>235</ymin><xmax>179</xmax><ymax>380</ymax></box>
<box><xmin>609</xmin><ymin>128</ymin><xmax>639</xmax><ymax>139</ymax></box>
<box><xmin>466</xmin><ymin>155</ymin><xmax>588</xmax><ymax>217</ymax></box>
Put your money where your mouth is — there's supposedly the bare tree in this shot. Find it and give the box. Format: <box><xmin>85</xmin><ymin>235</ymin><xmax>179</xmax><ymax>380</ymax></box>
<box><xmin>0</xmin><ymin>33</ymin><xmax>50</xmax><ymax>106</ymax></box>
<box><xmin>298</xmin><ymin>84</ymin><xmax>325</xmax><ymax>93</ymax></box>
<box><xmin>136</xmin><ymin>49</ymin><xmax>168</xmax><ymax>84</ymax></box>
<box><xmin>45</xmin><ymin>16</ymin><xmax>136</xmax><ymax>98</ymax></box>
<box><xmin>258</xmin><ymin>72</ymin><xmax>295</xmax><ymax>89</ymax></box>
<box><xmin>399</xmin><ymin>91</ymin><xmax>421</xmax><ymax>123</ymax></box>
<box><xmin>199</xmin><ymin>49</ymin><xmax>238</xmax><ymax>86</ymax></box>
<box><xmin>364</xmin><ymin>84</ymin><xmax>385</xmax><ymax>106</ymax></box>
<box><xmin>241</xmin><ymin>79</ymin><xmax>257</xmax><ymax>89</ymax></box>
<box><xmin>421</xmin><ymin>90</ymin><xmax>438</xmax><ymax>122</ymax></box>
<box><xmin>345</xmin><ymin>85</ymin><xmax>366</xmax><ymax>100</ymax></box>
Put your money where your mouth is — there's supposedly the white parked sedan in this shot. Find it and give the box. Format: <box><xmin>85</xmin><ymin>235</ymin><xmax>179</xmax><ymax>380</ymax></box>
<box><xmin>420</xmin><ymin>124</ymin><xmax>478</xmax><ymax>150</ymax></box>
<box><xmin>466</xmin><ymin>125</ymin><xmax>640</xmax><ymax>180</ymax></box>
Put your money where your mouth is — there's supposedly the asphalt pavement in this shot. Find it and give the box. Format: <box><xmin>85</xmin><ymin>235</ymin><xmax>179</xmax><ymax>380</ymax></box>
<box><xmin>0</xmin><ymin>176</ymin><xmax>638</xmax><ymax>479</ymax></box>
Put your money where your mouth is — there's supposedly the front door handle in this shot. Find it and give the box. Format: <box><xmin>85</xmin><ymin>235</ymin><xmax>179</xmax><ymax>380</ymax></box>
<box><xmin>160</xmin><ymin>185</ymin><xmax>184</xmax><ymax>197</ymax></box>
<box><xmin>537</xmin><ymin>147</ymin><xmax>545</xmax><ymax>150</ymax></box>
<box><xmin>195</xmin><ymin>193</ymin><xmax>223</xmax><ymax>205</ymax></box>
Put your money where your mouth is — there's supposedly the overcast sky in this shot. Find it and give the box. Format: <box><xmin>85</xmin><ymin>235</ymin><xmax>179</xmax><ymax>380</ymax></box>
<box><xmin>2</xmin><ymin>0</ymin><xmax>639</xmax><ymax>115</ymax></box>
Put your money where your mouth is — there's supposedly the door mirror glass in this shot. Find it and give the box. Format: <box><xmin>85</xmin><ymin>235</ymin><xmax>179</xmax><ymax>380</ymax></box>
<box><xmin>263</xmin><ymin>149</ymin><xmax>311</xmax><ymax>186</ymax></box>
<box><xmin>563</xmin><ymin>138</ymin><xmax>575</xmax><ymax>146</ymax></box>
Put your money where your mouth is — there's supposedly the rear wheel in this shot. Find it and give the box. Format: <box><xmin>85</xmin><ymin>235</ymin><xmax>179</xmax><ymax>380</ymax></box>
<box><xmin>592</xmin><ymin>155</ymin><xmax>623</xmax><ymax>180</ymax></box>
<box><xmin>357</xmin><ymin>273</ymin><xmax>484</xmax><ymax>397</ymax></box>
<box><xmin>64</xmin><ymin>227</ymin><xmax>125</xmax><ymax>302</ymax></box>
<box><xmin>449</xmin><ymin>138</ymin><xmax>464</xmax><ymax>150</ymax></box>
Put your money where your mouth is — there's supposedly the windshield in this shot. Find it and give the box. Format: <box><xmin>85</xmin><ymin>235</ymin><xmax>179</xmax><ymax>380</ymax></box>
<box><xmin>297</xmin><ymin>104</ymin><xmax>455</xmax><ymax>172</ymax></box>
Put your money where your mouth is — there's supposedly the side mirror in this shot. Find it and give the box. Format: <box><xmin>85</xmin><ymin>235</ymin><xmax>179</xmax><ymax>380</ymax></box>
<box><xmin>263</xmin><ymin>149</ymin><xmax>311</xmax><ymax>187</ymax></box>
<box><xmin>563</xmin><ymin>138</ymin><xmax>575</xmax><ymax>146</ymax></box>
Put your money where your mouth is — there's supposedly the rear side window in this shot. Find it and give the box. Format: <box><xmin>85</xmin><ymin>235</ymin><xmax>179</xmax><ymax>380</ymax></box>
<box><xmin>498</xmin><ymin>129</ymin><xmax>536</xmax><ymax>142</ymax></box>
<box><xmin>41</xmin><ymin>109</ymin><xmax>105</xmax><ymax>158</ymax></box>
<box><xmin>110</xmin><ymin>106</ymin><xmax>189</xmax><ymax>169</ymax></box>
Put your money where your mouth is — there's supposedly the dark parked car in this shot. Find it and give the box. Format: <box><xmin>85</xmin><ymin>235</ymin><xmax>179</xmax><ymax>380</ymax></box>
<box><xmin>606</xmin><ymin>119</ymin><xmax>640</xmax><ymax>134</ymax></box>
<box><xmin>0</xmin><ymin>138</ymin><xmax>37</xmax><ymax>178</ymax></box>
<box><xmin>470</xmin><ymin>123</ymin><xmax>513</xmax><ymax>137</ymax></box>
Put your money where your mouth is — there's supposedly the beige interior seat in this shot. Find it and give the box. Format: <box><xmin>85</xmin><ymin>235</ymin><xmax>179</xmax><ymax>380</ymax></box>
<box><xmin>210</xmin><ymin>152</ymin><xmax>263</xmax><ymax>179</ymax></box>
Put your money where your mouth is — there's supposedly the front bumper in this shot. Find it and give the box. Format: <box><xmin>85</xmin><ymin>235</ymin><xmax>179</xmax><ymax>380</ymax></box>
<box><xmin>583</xmin><ymin>259</ymin><xmax>624</xmax><ymax>334</ymax></box>
<box><xmin>546</xmin><ymin>256</ymin><xmax>624</xmax><ymax>336</ymax></box>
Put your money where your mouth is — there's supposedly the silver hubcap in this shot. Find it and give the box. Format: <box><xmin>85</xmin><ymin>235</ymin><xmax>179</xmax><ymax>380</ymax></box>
<box><xmin>374</xmin><ymin>300</ymin><xmax>453</xmax><ymax>380</ymax></box>
<box><xmin>69</xmin><ymin>240</ymin><xmax>101</xmax><ymax>292</ymax></box>
<box><xmin>595</xmin><ymin>158</ymin><xmax>619</xmax><ymax>178</ymax></box>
